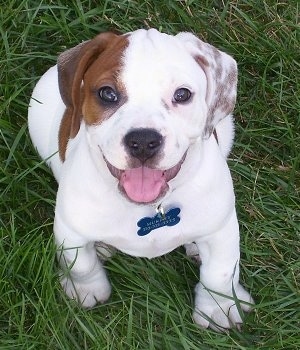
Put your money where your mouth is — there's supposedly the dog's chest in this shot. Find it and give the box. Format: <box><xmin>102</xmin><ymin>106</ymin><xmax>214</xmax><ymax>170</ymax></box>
<box><xmin>68</xmin><ymin>194</ymin><xmax>222</xmax><ymax>258</ymax></box>
<box><xmin>105</xmin><ymin>223</ymin><xmax>185</xmax><ymax>258</ymax></box>
<box><xmin>87</xmin><ymin>203</ymin><xmax>189</xmax><ymax>258</ymax></box>
<box><xmin>104</xmin><ymin>209</ymin><xmax>187</xmax><ymax>258</ymax></box>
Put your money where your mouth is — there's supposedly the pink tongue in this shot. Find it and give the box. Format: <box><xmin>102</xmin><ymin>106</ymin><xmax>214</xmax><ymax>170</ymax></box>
<box><xmin>120</xmin><ymin>167</ymin><xmax>165</xmax><ymax>203</ymax></box>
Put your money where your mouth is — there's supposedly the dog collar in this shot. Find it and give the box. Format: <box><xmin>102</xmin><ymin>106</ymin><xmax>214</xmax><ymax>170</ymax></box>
<box><xmin>137</xmin><ymin>204</ymin><xmax>181</xmax><ymax>236</ymax></box>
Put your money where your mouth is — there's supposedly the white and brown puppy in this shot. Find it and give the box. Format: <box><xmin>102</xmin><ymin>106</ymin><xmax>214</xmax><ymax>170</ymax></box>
<box><xmin>28</xmin><ymin>29</ymin><xmax>253</xmax><ymax>331</ymax></box>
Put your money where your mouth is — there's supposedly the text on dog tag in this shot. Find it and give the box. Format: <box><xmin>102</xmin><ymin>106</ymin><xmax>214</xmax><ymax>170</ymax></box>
<box><xmin>137</xmin><ymin>207</ymin><xmax>181</xmax><ymax>236</ymax></box>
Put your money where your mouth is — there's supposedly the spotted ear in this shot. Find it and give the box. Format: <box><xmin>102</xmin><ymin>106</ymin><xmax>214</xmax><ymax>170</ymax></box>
<box><xmin>57</xmin><ymin>32</ymin><xmax>118</xmax><ymax>160</ymax></box>
<box><xmin>176</xmin><ymin>32</ymin><xmax>237</xmax><ymax>138</ymax></box>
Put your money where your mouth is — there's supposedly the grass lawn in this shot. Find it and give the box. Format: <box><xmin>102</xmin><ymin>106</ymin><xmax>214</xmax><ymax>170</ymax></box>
<box><xmin>0</xmin><ymin>0</ymin><xmax>299</xmax><ymax>349</ymax></box>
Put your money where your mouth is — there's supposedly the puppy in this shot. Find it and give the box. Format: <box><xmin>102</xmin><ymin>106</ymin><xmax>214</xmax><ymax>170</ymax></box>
<box><xmin>28</xmin><ymin>29</ymin><xmax>253</xmax><ymax>331</ymax></box>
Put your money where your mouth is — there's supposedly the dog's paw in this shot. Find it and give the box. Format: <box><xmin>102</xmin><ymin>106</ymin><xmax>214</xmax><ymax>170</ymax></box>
<box><xmin>193</xmin><ymin>283</ymin><xmax>254</xmax><ymax>331</ymax></box>
<box><xmin>60</xmin><ymin>272</ymin><xmax>111</xmax><ymax>308</ymax></box>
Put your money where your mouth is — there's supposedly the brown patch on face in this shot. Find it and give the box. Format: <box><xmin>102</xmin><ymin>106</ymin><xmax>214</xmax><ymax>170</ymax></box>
<box><xmin>82</xmin><ymin>40</ymin><xmax>129</xmax><ymax>125</ymax></box>
<box><xmin>57</xmin><ymin>33</ymin><xmax>129</xmax><ymax>161</ymax></box>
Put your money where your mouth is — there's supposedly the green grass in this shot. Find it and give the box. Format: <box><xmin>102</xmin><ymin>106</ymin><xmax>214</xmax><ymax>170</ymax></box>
<box><xmin>0</xmin><ymin>0</ymin><xmax>299</xmax><ymax>348</ymax></box>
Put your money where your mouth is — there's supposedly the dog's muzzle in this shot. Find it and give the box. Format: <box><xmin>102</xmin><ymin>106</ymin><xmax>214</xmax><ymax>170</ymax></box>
<box><xmin>104</xmin><ymin>128</ymin><xmax>186</xmax><ymax>203</ymax></box>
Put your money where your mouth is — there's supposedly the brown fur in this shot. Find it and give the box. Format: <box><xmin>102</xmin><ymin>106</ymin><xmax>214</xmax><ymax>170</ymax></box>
<box><xmin>57</xmin><ymin>33</ymin><xmax>128</xmax><ymax>161</ymax></box>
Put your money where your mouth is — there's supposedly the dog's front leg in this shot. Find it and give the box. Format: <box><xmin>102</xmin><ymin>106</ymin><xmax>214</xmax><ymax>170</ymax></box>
<box><xmin>55</xmin><ymin>219</ymin><xmax>111</xmax><ymax>308</ymax></box>
<box><xmin>193</xmin><ymin>211</ymin><xmax>253</xmax><ymax>331</ymax></box>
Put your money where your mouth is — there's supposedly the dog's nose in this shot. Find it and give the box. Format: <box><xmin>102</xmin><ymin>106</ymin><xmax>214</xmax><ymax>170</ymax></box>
<box><xmin>124</xmin><ymin>128</ymin><xmax>163</xmax><ymax>163</ymax></box>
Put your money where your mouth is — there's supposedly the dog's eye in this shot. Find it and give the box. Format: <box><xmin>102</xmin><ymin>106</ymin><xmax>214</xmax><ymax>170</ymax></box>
<box><xmin>98</xmin><ymin>86</ymin><xmax>118</xmax><ymax>103</ymax></box>
<box><xmin>173</xmin><ymin>88</ymin><xmax>192</xmax><ymax>103</ymax></box>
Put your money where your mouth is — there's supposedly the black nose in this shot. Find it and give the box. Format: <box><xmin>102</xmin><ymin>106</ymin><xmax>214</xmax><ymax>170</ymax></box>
<box><xmin>124</xmin><ymin>128</ymin><xmax>163</xmax><ymax>163</ymax></box>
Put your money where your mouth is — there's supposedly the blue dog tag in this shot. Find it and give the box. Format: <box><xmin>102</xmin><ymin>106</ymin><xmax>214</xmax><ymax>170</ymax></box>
<box><xmin>137</xmin><ymin>207</ymin><xmax>181</xmax><ymax>236</ymax></box>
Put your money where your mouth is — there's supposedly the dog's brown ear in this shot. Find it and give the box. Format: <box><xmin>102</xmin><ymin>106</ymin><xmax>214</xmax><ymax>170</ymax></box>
<box><xmin>57</xmin><ymin>32</ymin><xmax>118</xmax><ymax>160</ymax></box>
<box><xmin>176</xmin><ymin>32</ymin><xmax>237</xmax><ymax>138</ymax></box>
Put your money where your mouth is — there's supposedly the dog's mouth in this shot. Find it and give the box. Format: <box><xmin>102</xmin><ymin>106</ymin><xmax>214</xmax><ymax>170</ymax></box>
<box><xmin>104</xmin><ymin>154</ymin><xmax>186</xmax><ymax>204</ymax></box>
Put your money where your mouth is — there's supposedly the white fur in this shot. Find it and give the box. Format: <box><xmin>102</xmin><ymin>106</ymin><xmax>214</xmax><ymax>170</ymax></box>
<box><xmin>28</xmin><ymin>29</ymin><xmax>253</xmax><ymax>330</ymax></box>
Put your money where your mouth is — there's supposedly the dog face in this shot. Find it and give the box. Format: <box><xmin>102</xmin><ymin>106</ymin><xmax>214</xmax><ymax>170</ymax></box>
<box><xmin>58</xmin><ymin>29</ymin><xmax>237</xmax><ymax>204</ymax></box>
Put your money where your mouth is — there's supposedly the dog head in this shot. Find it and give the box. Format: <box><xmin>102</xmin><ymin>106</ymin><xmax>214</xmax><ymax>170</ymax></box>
<box><xmin>58</xmin><ymin>29</ymin><xmax>237</xmax><ymax>204</ymax></box>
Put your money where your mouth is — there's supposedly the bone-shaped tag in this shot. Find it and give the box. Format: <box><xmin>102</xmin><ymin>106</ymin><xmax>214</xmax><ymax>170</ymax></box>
<box><xmin>137</xmin><ymin>207</ymin><xmax>181</xmax><ymax>236</ymax></box>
